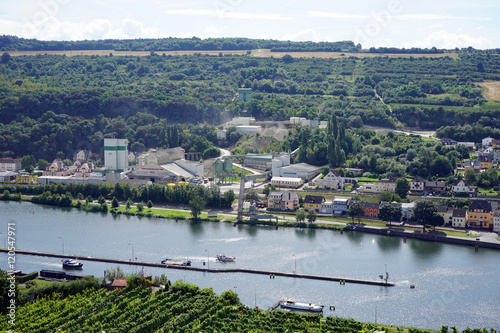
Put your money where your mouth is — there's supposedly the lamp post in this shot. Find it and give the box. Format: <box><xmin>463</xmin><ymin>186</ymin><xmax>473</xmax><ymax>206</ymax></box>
<box><xmin>59</xmin><ymin>237</ymin><xmax>64</xmax><ymax>255</ymax></box>
<box><xmin>129</xmin><ymin>243</ymin><xmax>134</xmax><ymax>261</ymax></box>
<box><xmin>205</xmin><ymin>249</ymin><xmax>209</xmax><ymax>269</ymax></box>
<box><xmin>293</xmin><ymin>254</ymin><xmax>296</xmax><ymax>273</ymax></box>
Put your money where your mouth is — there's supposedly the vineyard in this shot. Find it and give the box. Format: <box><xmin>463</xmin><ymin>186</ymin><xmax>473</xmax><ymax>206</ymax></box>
<box><xmin>1</xmin><ymin>280</ymin><xmax>413</xmax><ymax>333</ymax></box>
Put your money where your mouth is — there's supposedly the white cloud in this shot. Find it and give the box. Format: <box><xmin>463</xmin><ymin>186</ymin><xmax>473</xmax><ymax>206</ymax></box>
<box><xmin>281</xmin><ymin>29</ymin><xmax>318</xmax><ymax>42</ymax></box>
<box><xmin>307</xmin><ymin>11</ymin><xmax>370</xmax><ymax>20</ymax></box>
<box><xmin>165</xmin><ymin>9</ymin><xmax>291</xmax><ymax>20</ymax></box>
<box><xmin>8</xmin><ymin>17</ymin><xmax>159</xmax><ymax>41</ymax></box>
<box><xmin>203</xmin><ymin>25</ymin><xmax>224</xmax><ymax>35</ymax></box>
<box><xmin>411</xmin><ymin>30</ymin><xmax>494</xmax><ymax>49</ymax></box>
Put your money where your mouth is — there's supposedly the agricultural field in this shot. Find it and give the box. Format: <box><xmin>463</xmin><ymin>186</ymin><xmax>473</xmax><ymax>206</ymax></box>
<box><xmin>2</xmin><ymin>282</ymin><xmax>389</xmax><ymax>333</ymax></box>
<box><xmin>476</xmin><ymin>81</ymin><xmax>500</xmax><ymax>101</ymax></box>
<box><xmin>252</xmin><ymin>49</ymin><xmax>459</xmax><ymax>59</ymax></box>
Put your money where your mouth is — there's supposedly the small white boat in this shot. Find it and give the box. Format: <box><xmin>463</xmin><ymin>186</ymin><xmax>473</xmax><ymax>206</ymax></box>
<box><xmin>62</xmin><ymin>259</ymin><xmax>83</xmax><ymax>269</ymax></box>
<box><xmin>279</xmin><ymin>299</ymin><xmax>324</xmax><ymax>312</ymax></box>
<box><xmin>161</xmin><ymin>258</ymin><xmax>191</xmax><ymax>266</ymax></box>
<box><xmin>216</xmin><ymin>254</ymin><xmax>235</xmax><ymax>262</ymax></box>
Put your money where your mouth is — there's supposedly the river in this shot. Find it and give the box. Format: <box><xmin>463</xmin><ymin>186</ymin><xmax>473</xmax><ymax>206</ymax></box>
<box><xmin>1</xmin><ymin>201</ymin><xmax>499</xmax><ymax>330</ymax></box>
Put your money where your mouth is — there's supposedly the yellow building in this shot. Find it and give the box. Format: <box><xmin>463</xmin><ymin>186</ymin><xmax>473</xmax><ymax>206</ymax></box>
<box><xmin>303</xmin><ymin>195</ymin><xmax>325</xmax><ymax>212</ymax></box>
<box><xmin>16</xmin><ymin>175</ymin><xmax>38</xmax><ymax>183</ymax></box>
<box><xmin>467</xmin><ymin>200</ymin><xmax>493</xmax><ymax>229</ymax></box>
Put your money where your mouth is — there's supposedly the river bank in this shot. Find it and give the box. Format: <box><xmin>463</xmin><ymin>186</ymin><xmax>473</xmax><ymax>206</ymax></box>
<box><xmin>3</xmin><ymin>196</ymin><xmax>500</xmax><ymax>250</ymax></box>
<box><xmin>2</xmin><ymin>200</ymin><xmax>499</xmax><ymax>329</ymax></box>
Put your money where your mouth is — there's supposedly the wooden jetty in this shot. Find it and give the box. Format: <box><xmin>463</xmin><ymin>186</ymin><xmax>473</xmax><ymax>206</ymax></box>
<box><xmin>1</xmin><ymin>249</ymin><xmax>395</xmax><ymax>287</ymax></box>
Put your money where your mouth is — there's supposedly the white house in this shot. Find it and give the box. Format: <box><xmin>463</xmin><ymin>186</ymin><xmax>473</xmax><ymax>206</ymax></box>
<box><xmin>452</xmin><ymin>209</ymin><xmax>467</xmax><ymax>228</ymax></box>
<box><xmin>315</xmin><ymin>170</ymin><xmax>358</xmax><ymax>190</ymax></box>
<box><xmin>482</xmin><ymin>137</ymin><xmax>495</xmax><ymax>147</ymax></box>
<box><xmin>493</xmin><ymin>211</ymin><xmax>500</xmax><ymax>232</ymax></box>
<box><xmin>452</xmin><ymin>180</ymin><xmax>477</xmax><ymax>197</ymax></box>
<box><xmin>401</xmin><ymin>202</ymin><xmax>415</xmax><ymax>221</ymax></box>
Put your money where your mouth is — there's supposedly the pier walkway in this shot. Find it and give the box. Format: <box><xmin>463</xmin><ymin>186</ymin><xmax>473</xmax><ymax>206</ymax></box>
<box><xmin>1</xmin><ymin>249</ymin><xmax>394</xmax><ymax>287</ymax></box>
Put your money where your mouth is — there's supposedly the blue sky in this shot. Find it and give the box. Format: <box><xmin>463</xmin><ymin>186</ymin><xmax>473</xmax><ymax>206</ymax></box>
<box><xmin>1</xmin><ymin>0</ymin><xmax>499</xmax><ymax>49</ymax></box>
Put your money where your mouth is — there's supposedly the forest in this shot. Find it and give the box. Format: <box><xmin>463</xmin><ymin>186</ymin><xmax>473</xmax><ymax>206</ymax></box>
<box><xmin>1</xmin><ymin>37</ymin><xmax>500</xmax><ymax>179</ymax></box>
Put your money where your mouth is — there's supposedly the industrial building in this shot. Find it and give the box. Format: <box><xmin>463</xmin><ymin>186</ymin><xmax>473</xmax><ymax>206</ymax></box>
<box><xmin>104</xmin><ymin>138</ymin><xmax>129</xmax><ymax>171</ymax></box>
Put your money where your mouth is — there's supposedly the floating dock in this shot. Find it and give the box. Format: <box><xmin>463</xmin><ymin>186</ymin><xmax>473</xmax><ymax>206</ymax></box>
<box><xmin>1</xmin><ymin>249</ymin><xmax>395</xmax><ymax>287</ymax></box>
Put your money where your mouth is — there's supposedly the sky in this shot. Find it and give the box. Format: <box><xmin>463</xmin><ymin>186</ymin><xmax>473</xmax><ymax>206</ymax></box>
<box><xmin>1</xmin><ymin>0</ymin><xmax>499</xmax><ymax>49</ymax></box>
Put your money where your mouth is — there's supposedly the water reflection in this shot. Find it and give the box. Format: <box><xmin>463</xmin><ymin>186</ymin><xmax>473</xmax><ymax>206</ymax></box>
<box><xmin>294</xmin><ymin>228</ymin><xmax>317</xmax><ymax>240</ymax></box>
<box><xmin>409</xmin><ymin>239</ymin><xmax>443</xmax><ymax>260</ymax></box>
<box><xmin>376</xmin><ymin>236</ymin><xmax>402</xmax><ymax>252</ymax></box>
<box><xmin>189</xmin><ymin>222</ymin><xmax>204</xmax><ymax>235</ymax></box>
<box><xmin>236</xmin><ymin>224</ymin><xmax>258</xmax><ymax>236</ymax></box>
<box><xmin>344</xmin><ymin>230</ymin><xmax>365</xmax><ymax>245</ymax></box>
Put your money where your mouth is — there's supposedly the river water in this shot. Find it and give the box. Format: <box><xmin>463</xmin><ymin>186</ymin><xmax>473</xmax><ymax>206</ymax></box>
<box><xmin>1</xmin><ymin>201</ymin><xmax>499</xmax><ymax>330</ymax></box>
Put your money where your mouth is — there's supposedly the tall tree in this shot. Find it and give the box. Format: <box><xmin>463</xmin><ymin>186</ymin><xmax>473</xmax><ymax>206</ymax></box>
<box><xmin>411</xmin><ymin>200</ymin><xmax>438</xmax><ymax>232</ymax></box>
<box><xmin>189</xmin><ymin>196</ymin><xmax>205</xmax><ymax>220</ymax></box>
<box><xmin>21</xmin><ymin>155</ymin><xmax>36</xmax><ymax>173</ymax></box>
<box><xmin>395</xmin><ymin>178</ymin><xmax>410</xmax><ymax>199</ymax></box>
<box><xmin>347</xmin><ymin>203</ymin><xmax>365</xmax><ymax>224</ymax></box>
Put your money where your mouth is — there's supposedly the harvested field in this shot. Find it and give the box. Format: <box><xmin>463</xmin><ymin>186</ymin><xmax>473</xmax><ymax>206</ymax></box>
<box><xmin>8</xmin><ymin>49</ymin><xmax>459</xmax><ymax>59</ymax></box>
<box><xmin>476</xmin><ymin>81</ymin><xmax>500</xmax><ymax>101</ymax></box>
<box><xmin>9</xmin><ymin>50</ymin><xmax>250</xmax><ymax>57</ymax></box>
<box><xmin>252</xmin><ymin>49</ymin><xmax>459</xmax><ymax>59</ymax></box>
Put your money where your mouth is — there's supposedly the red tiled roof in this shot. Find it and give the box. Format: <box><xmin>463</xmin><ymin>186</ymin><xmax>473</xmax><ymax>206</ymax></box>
<box><xmin>112</xmin><ymin>279</ymin><xmax>127</xmax><ymax>287</ymax></box>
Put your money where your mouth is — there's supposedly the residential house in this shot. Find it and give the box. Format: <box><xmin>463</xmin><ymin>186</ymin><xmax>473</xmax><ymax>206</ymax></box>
<box><xmin>452</xmin><ymin>180</ymin><xmax>477</xmax><ymax>197</ymax></box>
<box><xmin>359</xmin><ymin>177</ymin><xmax>398</xmax><ymax>193</ymax></box>
<box><xmin>493</xmin><ymin>211</ymin><xmax>500</xmax><ymax>232</ymax></box>
<box><xmin>482</xmin><ymin>137</ymin><xmax>495</xmax><ymax>147</ymax></box>
<box><xmin>457</xmin><ymin>142</ymin><xmax>475</xmax><ymax>151</ymax></box>
<box><xmin>481</xmin><ymin>137</ymin><xmax>500</xmax><ymax>147</ymax></box>
<box><xmin>73</xmin><ymin>150</ymin><xmax>91</xmax><ymax>163</ymax></box>
<box><xmin>75</xmin><ymin>162</ymin><xmax>95</xmax><ymax>177</ymax></box>
<box><xmin>410</xmin><ymin>176</ymin><xmax>425</xmax><ymax>193</ymax></box>
<box><xmin>437</xmin><ymin>205</ymin><xmax>454</xmax><ymax>226</ymax></box>
<box><xmin>452</xmin><ymin>209</ymin><xmax>467</xmax><ymax>228</ymax></box>
<box><xmin>362</xmin><ymin>202</ymin><xmax>379</xmax><ymax>218</ymax></box>
<box><xmin>477</xmin><ymin>153</ymin><xmax>493</xmax><ymax>169</ymax></box>
<box><xmin>46</xmin><ymin>159</ymin><xmax>69</xmax><ymax>175</ymax></box>
<box><xmin>315</xmin><ymin>170</ymin><xmax>357</xmax><ymax>190</ymax></box>
<box><xmin>332</xmin><ymin>197</ymin><xmax>352</xmax><ymax>215</ymax></box>
<box><xmin>0</xmin><ymin>158</ymin><xmax>21</xmax><ymax>171</ymax></box>
<box><xmin>267</xmin><ymin>192</ymin><xmax>283</xmax><ymax>210</ymax></box>
<box><xmin>481</xmin><ymin>147</ymin><xmax>500</xmax><ymax>163</ymax></box>
<box><xmin>440</xmin><ymin>138</ymin><xmax>457</xmax><ymax>146</ymax></box>
<box><xmin>281</xmin><ymin>192</ymin><xmax>299</xmax><ymax>211</ymax></box>
<box><xmin>424</xmin><ymin>181</ymin><xmax>446</xmax><ymax>195</ymax></box>
<box><xmin>303</xmin><ymin>195</ymin><xmax>325</xmax><ymax>212</ymax></box>
<box><xmin>464</xmin><ymin>161</ymin><xmax>481</xmax><ymax>173</ymax></box>
<box><xmin>467</xmin><ymin>200</ymin><xmax>494</xmax><ymax>229</ymax></box>
<box><xmin>401</xmin><ymin>202</ymin><xmax>415</xmax><ymax>222</ymax></box>
<box><xmin>319</xmin><ymin>200</ymin><xmax>333</xmax><ymax>214</ymax></box>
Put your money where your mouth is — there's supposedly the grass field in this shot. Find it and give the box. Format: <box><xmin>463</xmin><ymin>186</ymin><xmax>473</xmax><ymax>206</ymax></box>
<box><xmin>252</xmin><ymin>49</ymin><xmax>459</xmax><ymax>59</ymax></box>
<box><xmin>475</xmin><ymin>81</ymin><xmax>500</xmax><ymax>101</ymax></box>
<box><xmin>9</xmin><ymin>49</ymin><xmax>459</xmax><ymax>59</ymax></box>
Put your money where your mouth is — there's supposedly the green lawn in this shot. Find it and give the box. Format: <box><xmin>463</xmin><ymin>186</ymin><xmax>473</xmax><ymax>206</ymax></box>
<box><xmin>114</xmin><ymin>206</ymin><xmax>216</xmax><ymax>220</ymax></box>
